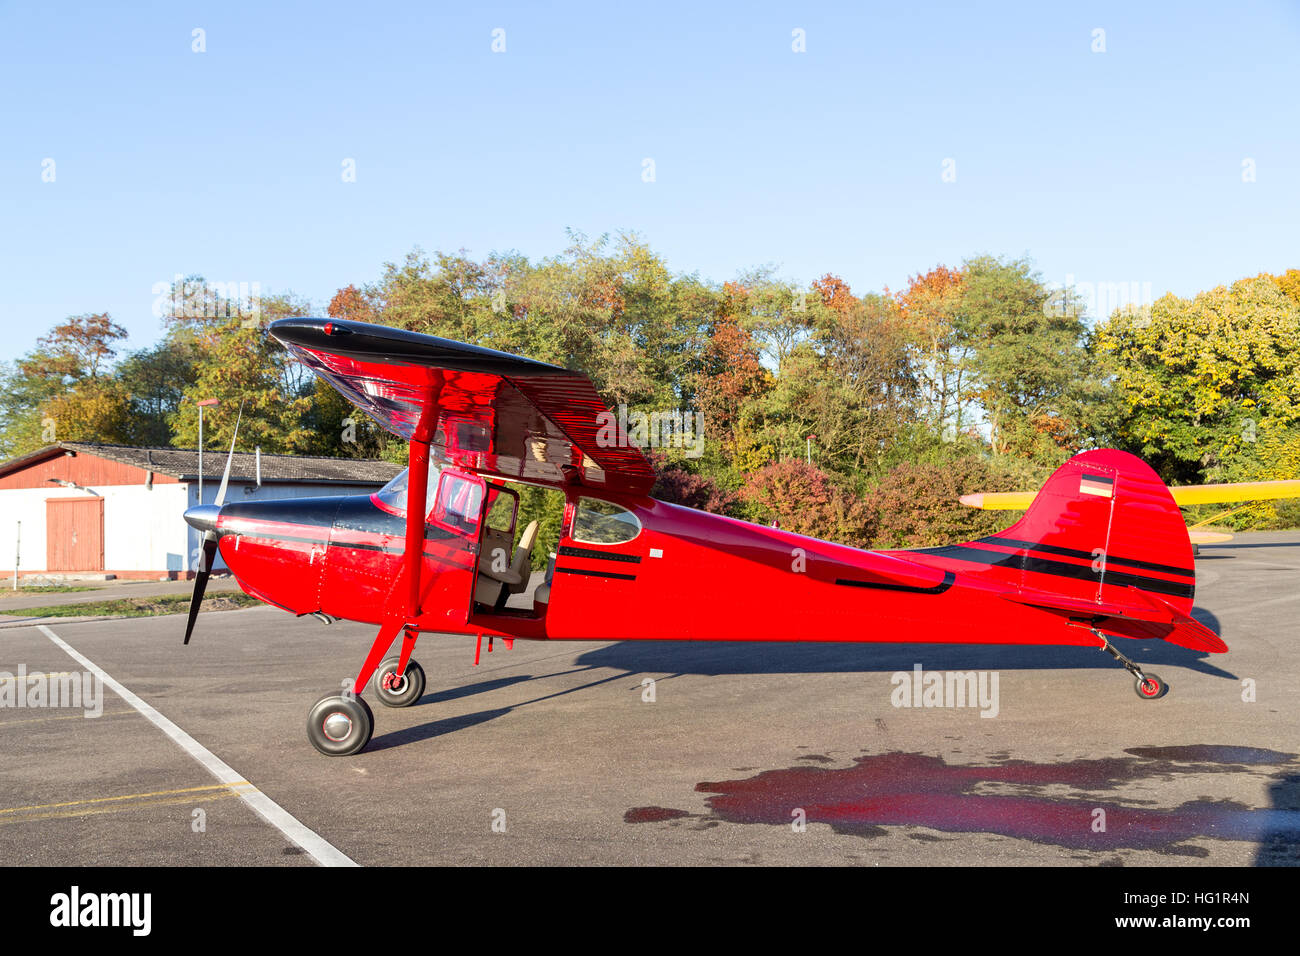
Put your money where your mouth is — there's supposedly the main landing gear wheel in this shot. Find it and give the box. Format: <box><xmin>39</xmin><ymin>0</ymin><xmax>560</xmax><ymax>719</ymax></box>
<box><xmin>371</xmin><ymin>656</ymin><xmax>426</xmax><ymax>708</ymax></box>
<box><xmin>307</xmin><ymin>693</ymin><xmax>374</xmax><ymax>756</ymax></box>
<box><xmin>1134</xmin><ymin>672</ymin><xmax>1169</xmax><ymax>700</ymax></box>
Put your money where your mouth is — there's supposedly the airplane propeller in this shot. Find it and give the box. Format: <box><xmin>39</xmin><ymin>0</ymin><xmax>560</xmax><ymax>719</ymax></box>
<box><xmin>182</xmin><ymin>405</ymin><xmax>242</xmax><ymax>645</ymax></box>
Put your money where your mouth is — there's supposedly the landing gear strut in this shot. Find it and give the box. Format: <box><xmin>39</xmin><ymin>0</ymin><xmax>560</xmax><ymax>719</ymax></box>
<box><xmin>1093</xmin><ymin>627</ymin><xmax>1169</xmax><ymax>700</ymax></box>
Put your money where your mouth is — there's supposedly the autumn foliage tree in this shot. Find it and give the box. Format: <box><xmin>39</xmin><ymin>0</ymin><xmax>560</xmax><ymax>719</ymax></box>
<box><xmin>895</xmin><ymin>265</ymin><xmax>967</xmax><ymax>436</ymax></box>
<box><xmin>327</xmin><ymin>284</ymin><xmax>376</xmax><ymax>323</ymax></box>
<box><xmin>0</xmin><ymin>313</ymin><xmax>132</xmax><ymax>453</ymax></box>
<box><xmin>647</xmin><ymin>451</ymin><xmax>739</xmax><ymax>514</ymax></box>
<box><xmin>865</xmin><ymin>457</ymin><xmax>1014</xmax><ymax>548</ymax></box>
<box><xmin>739</xmin><ymin>460</ymin><xmax>875</xmax><ymax>547</ymax></box>
<box><xmin>693</xmin><ymin>281</ymin><xmax>770</xmax><ymax>453</ymax></box>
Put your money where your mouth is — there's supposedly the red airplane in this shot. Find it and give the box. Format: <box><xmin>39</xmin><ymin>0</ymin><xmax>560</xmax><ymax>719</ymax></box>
<box><xmin>182</xmin><ymin>317</ymin><xmax>1227</xmax><ymax>756</ymax></box>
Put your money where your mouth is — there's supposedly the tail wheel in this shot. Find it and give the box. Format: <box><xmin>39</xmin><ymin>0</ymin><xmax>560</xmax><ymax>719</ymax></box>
<box><xmin>1135</xmin><ymin>673</ymin><xmax>1169</xmax><ymax>700</ymax></box>
<box><xmin>372</xmin><ymin>656</ymin><xmax>426</xmax><ymax>708</ymax></box>
<box><xmin>307</xmin><ymin>693</ymin><xmax>374</xmax><ymax>755</ymax></box>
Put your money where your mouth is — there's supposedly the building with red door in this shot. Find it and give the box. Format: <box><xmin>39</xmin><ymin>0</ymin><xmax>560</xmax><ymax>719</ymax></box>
<box><xmin>0</xmin><ymin>443</ymin><xmax>400</xmax><ymax>580</ymax></box>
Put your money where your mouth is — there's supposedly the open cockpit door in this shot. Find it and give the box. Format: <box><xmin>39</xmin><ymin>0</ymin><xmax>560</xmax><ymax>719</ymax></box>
<box><xmin>422</xmin><ymin>467</ymin><xmax>486</xmax><ymax>627</ymax></box>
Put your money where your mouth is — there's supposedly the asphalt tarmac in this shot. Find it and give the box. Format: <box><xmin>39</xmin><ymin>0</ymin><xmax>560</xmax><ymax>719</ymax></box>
<box><xmin>1</xmin><ymin>532</ymin><xmax>1297</xmax><ymax>866</ymax></box>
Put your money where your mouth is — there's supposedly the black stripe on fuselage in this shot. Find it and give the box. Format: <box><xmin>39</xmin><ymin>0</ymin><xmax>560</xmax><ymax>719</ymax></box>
<box><xmin>558</xmin><ymin>545</ymin><xmax>642</xmax><ymax>563</ymax></box>
<box><xmin>914</xmin><ymin>543</ymin><xmax>1194</xmax><ymax>599</ymax></box>
<box><xmin>975</xmin><ymin>536</ymin><xmax>1194</xmax><ymax>579</ymax></box>
<box><xmin>553</xmin><ymin>566</ymin><xmax>637</xmax><ymax>581</ymax></box>
<box><xmin>835</xmin><ymin>571</ymin><xmax>955</xmax><ymax>595</ymax></box>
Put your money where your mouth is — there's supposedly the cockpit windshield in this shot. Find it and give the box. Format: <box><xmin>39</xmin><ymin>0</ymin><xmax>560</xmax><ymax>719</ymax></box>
<box><xmin>374</xmin><ymin>467</ymin><xmax>439</xmax><ymax>517</ymax></box>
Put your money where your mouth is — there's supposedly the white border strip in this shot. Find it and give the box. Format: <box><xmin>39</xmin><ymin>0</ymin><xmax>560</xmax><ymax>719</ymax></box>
<box><xmin>38</xmin><ymin>624</ymin><xmax>358</xmax><ymax>868</ymax></box>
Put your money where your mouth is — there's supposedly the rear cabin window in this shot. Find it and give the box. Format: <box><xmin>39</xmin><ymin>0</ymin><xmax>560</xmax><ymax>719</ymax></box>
<box><xmin>571</xmin><ymin>498</ymin><xmax>641</xmax><ymax>545</ymax></box>
<box><xmin>485</xmin><ymin>486</ymin><xmax>517</xmax><ymax>534</ymax></box>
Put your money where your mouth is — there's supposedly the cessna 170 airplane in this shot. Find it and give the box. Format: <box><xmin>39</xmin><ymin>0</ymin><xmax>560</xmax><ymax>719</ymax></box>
<box><xmin>182</xmin><ymin>317</ymin><xmax>1227</xmax><ymax>755</ymax></box>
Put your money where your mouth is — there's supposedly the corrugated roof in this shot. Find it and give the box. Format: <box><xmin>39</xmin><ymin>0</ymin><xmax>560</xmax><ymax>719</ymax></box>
<box><xmin>0</xmin><ymin>442</ymin><xmax>403</xmax><ymax>485</ymax></box>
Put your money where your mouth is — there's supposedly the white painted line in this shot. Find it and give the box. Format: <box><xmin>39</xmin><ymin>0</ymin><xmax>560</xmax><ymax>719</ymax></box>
<box><xmin>38</xmin><ymin>624</ymin><xmax>358</xmax><ymax>868</ymax></box>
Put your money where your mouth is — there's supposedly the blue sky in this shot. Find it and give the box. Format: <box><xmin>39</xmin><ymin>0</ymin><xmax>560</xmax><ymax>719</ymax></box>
<box><xmin>1</xmin><ymin>0</ymin><xmax>1297</xmax><ymax>364</ymax></box>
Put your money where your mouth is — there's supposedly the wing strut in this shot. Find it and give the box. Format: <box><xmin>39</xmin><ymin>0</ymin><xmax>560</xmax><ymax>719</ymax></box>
<box><xmin>350</xmin><ymin>436</ymin><xmax>432</xmax><ymax>696</ymax></box>
<box><xmin>403</xmin><ymin>438</ymin><xmax>431</xmax><ymax>618</ymax></box>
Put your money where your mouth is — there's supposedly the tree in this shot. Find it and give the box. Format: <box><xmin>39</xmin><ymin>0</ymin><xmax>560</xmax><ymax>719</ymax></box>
<box><xmin>327</xmin><ymin>284</ymin><xmax>377</xmax><ymax>323</ymax></box>
<box><xmin>21</xmin><ymin>313</ymin><xmax>128</xmax><ymax>383</ymax></box>
<box><xmin>739</xmin><ymin>460</ymin><xmax>875</xmax><ymax>547</ymax></box>
<box><xmin>165</xmin><ymin>280</ymin><xmax>317</xmax><ymax>454</ymax></box>
<box><xmin>960</xmin><ymin>256</ymin><xmax>1098</xmax><ymax>461</ymax></box>
<box><xmin>1094</xmin><ymin>276</ymin><xmax>1300</xmax><ymax>482</ymax></box>
<box><xmin>647</xmin><ymin>451</ymin><xmax>739</xmax><ymax>514</ymax></box>
<box><xmin>114</xmin><ymin>339</ymin><xmax>202</xmax><ymax>446</ymax></box>
<box><xmin>896</xmin><ymin>265</ymin><xmax>969</xmax><ymax>438</ymax></box>
<box><xmin>42</xmin><ymin>379</ymin><xmax>135</xmax><ymax>445</ymax></box>
<box><xmin>865</xmin><ymin>456</ymin><xmax>1015</xmax><ymax>548</ymax></box>
<box><xmin>753</xmin><ymin>285</ymin><xmax>916</xmax><ymax>476</ymax></box>
<box><xmin>0</xmin><ymin>312</ymin><xmax>130</xmax><ymax>455</ymax></box>
<box><xmin>693</xmin><ymin>282</ymin><xmax>771</xmax><ymax>454</ymax></box>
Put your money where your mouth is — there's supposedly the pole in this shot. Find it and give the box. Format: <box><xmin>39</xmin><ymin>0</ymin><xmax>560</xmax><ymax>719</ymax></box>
<box><xmin>198</xmin><ymin>405</ymin><xmax>204</xmax><ymax>502</ymax></box>
<box><xmin>14</xmin><ymin>521</ymin><xmax>20</xmax><ymax>590</ymax></box>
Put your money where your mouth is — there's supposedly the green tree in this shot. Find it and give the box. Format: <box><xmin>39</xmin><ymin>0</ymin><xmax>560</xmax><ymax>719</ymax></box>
<box><xmin>960</xmin><ymin>256</ymin><xmax>1098</xmax><ymax>462</ymax></box>
<box><xmin>1093</xmin><ymin>275</ymin><xmax>1300</xmax><ymax>483</ymax></box>
<box><xmin>165</xmin><ymin>280</ymin><xmax>317</xmax><ymax>454</ymax></box>
<box><xmin>114</xmin><ymin>338</ymin><xmax>202</xmax><ymax>446</ymax></box>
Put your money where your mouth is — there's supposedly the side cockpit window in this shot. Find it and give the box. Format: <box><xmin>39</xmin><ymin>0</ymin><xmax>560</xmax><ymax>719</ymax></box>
<box><xmin>572</xmin><ymin>497</ymin><xmax>641</xmax><ymax>545</ymax></box>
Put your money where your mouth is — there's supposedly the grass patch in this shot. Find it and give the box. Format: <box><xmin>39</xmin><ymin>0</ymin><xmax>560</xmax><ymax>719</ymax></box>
<box><xmin>0</xmin><ymin>585</ymin><xmax>101</xmax><ymax>597</ymax></box>
<box><xmin>7</xmin><ymin>593</ymin><xmax>262</xmax><ymax>618</ymax></box>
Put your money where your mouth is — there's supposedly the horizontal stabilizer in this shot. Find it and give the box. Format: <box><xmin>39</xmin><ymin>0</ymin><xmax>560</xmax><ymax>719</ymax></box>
<box><xmin>1000</xmin><ymin>585</ymin><xmax>1227</xmax><ymax>653</ymax></box>
<box><xmin>999</xmin><ymin>587</ymin><xmax>1170</xmax><ymax>623</ymax></box>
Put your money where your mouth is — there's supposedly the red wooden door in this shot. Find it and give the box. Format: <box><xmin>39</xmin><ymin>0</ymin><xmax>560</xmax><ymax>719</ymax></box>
<box><xmin>46</xmin><ymin>498</ymin><xmax>104</xmax><ymax>571</ymax></box>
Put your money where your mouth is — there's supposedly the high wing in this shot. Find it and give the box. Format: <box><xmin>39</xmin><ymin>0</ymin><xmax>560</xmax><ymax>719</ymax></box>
<box><xmin>269</xmin><ymin>317</ymin><xmax>656</xmax><ymax>496</ymax></box>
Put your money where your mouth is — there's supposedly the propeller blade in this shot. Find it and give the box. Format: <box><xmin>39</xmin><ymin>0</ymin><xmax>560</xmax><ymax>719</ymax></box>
<box><xmin>213</xmin><ymin>403</ymin><xmax>244</xmax><ymax>509</ymax></box>
<box><xmin>183</xmin><ymin>534</ymin><xmax>219</xmax><ymax>645</ymax></box>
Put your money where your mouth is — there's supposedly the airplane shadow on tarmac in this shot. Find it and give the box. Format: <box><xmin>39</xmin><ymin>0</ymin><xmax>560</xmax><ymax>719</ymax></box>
<box><xmin>568</xmin><ymin>604</ymin><xmax>1232</xmax><ymax>681</ymax></box>
<box><xmin>365</xmin><ymin>668</ymin><xmax>629</xmax><ymax>752</ymax></box>
<box><xmin>367</xmin><ymin>607</ymin><xmax>1234</xmax><ymax>752</ymax></box>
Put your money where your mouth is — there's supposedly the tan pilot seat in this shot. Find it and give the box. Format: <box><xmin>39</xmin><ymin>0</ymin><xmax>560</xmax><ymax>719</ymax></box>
<box><xmin>473</xmin><ymin>520</ymin><xmax>540</xmax><ymax>606</ymax></box>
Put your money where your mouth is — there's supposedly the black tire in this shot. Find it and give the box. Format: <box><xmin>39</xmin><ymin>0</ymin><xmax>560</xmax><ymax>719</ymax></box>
<box><xmin>371</xmin><ymin>656</ymin><xmax>426</xmax><ymax>708</ymax></box>
<box><xmin>306</xmin><ymin>693</ymin><xmax>374</xmax><ymax>755</ymax></box>
<box><xmin>1134</xmin><ymin>672</ymin><xmax>1169</xmax><ymax>700</ymax></box>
